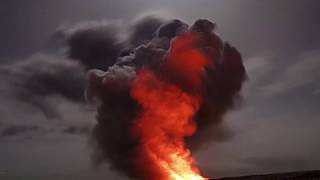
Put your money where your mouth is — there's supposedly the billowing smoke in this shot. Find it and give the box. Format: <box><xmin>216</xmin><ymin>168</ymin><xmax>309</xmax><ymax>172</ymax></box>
<box><xmin>85</xmin><ymin>17</ymin><xmax>246</xmax><ymax>179</ymax></box>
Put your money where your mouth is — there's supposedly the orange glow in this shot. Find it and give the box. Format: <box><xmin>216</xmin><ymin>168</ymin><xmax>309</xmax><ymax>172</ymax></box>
<box><xmin>132</xmin><ymin>70</ymin><xmax>205</xmax><ymax>180</ymax></box>
<box><xmin>162</xmin><ymin>153</ymin><xmax>204</xmax><ymax>180</ymax></box>
<box><xmin>131</xmin><ymin>32</ymin><xmax>210</xmax><ymax>180</ymax></box>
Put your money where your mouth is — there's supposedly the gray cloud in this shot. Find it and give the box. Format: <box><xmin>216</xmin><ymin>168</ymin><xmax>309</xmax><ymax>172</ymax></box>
<box><xmin>259</xmin><ymin>51</ymin><xmax>320</xmax><ymax>96</ymax></box>
<box><xmin>0</xmin><ymin>53</ymin><xmax>95</xmax><ymax>143</ymax></box>
<box><xmin>0</xmin><ymin>54</ymin><xmax>86</xmax><ymax>119</ymax></box>
<box><xmin>1</xmin><ymin>124</ymin><xmax>39</xmax><ymax>137</ymax></box>
<box><xmin>62</xmin><ymin>124</ymin><xmax>92</xmax><ymax>135</ymax></box>
<box><xmin>245</xmin><ymin>156</ymin><xmax>317</xmax><ymax>173</ymax></box>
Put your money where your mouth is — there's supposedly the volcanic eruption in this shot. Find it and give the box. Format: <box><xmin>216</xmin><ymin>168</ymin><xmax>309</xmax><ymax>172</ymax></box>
<box><xmin>85</xmin><ymin>18</ymin><xmax>246</xmax><ymax>180</ymax></box>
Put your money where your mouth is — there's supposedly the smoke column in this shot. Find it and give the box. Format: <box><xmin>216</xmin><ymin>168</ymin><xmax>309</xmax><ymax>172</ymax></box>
<box><xmin>85</xmin><ymin>18</ymin><xmax>246</xmax><ymax>180</ymax></box>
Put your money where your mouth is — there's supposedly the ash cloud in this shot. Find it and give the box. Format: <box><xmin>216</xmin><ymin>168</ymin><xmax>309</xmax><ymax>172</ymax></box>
<box><xmin>85</xmin><ymin>17</ymin><xmax>247</xmax><ymax>178</ymax></box>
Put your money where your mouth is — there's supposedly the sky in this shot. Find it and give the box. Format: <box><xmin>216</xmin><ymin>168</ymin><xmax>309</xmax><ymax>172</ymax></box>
<box><xmin>0</xmin><ymin>0</ymin><xmax>320</xmax><ymax>179</ymax></box>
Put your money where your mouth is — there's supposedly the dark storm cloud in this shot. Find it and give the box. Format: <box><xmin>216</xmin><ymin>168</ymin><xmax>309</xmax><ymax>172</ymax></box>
<box><xmin>86</xmin><ymin>18</ymin><xmax>246</xmax><ymax>179</ymax></box>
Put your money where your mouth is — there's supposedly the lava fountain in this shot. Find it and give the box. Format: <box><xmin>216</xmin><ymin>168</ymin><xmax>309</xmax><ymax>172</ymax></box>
<box><xmin>131</xmin><ymin>32</ymin><xmax>211</xmax><ymax>180</ymax></box>
<box><xmin>85</xmin><ymin>18</ymin><xmax>246</xmax><ymax>180</ymax></box>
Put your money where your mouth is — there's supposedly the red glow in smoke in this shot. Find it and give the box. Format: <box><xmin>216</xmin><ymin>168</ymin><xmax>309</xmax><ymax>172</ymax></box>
<box><xmin>166</xmin><ymin>32</ymin><xmax>212</xmax><ymax>90</ymax></box>
<box><xmin>131</xmin><ymin>32</ymin><xmax>212</xmax><ymax>180</ymax></box>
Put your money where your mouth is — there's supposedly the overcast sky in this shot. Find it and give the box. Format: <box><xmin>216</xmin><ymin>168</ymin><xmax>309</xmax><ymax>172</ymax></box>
<box><xmin>0</xmin><ymin>0</ymin><xmax>320</xmax><ymax>179</ymax></box>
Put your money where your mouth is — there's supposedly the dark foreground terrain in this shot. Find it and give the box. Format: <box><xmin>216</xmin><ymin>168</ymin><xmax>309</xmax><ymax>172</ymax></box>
<box><xmin>211</xmin><ymin>170</ymin><xmax>320</xmax><ymax>180</ymax></box>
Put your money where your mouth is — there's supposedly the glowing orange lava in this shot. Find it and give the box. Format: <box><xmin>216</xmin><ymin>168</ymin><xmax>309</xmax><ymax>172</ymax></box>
<box><xmin>131</xmin><ymin>32</ymin><xmax>211</xmax><ymax>180</ymax></box>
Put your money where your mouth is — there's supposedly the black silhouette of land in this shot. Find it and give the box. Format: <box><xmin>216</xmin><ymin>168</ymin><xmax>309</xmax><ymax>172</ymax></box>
<box><xmin>210</xmin><ymin>170</ymin><xmax>320</xmax><ymax>180</ymax></box>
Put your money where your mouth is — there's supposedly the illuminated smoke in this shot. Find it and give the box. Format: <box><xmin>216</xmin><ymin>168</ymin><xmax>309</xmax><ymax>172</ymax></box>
<box><xmin>85</xmin><ymin>17</ymin><xmax>246</xmax><ymax>179</ymax></box>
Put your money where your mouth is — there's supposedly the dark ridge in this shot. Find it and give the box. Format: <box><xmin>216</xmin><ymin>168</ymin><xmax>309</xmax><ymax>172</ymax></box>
<box><xmin>210</xmin><ymin>170</ymin><xmax>320</xmax><ymax>180</ymax></box>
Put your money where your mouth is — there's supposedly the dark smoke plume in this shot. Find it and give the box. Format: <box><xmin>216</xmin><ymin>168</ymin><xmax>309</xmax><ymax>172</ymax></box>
<box><xmin>128</xmin><ymin>15</ymin><xmax>167</xmax><ymax>47</ymax></box>
<box><xmin>85</xmin><ymin>18</ymin><xmax>246</xmax><ymax>179</ymax></box>
<box><xmin>64</xmin><ymin>23</ymin><xmax>124</xmax><ymax>70</ymax></box>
